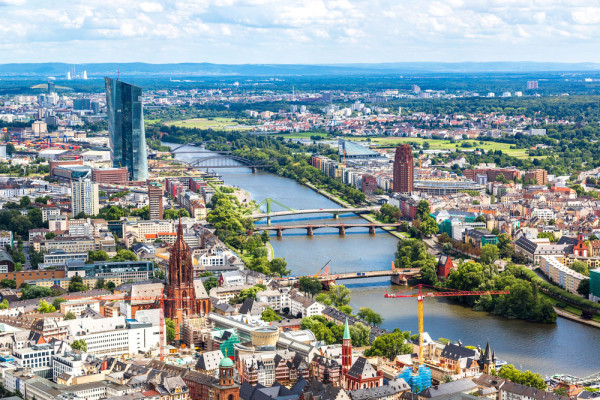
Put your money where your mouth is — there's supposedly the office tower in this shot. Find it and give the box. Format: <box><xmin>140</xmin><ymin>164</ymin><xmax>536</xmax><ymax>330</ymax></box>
<box><xmin>393</xmin><ymin>144</ymin><xmax>414</xmax><ymax>193</ymax></box>
<box><xmin>105</xmin><ymin>77</ymin><xmax>148</xmax><ymax>181</ymax></box>
<box><xmin>73</xmin><ymin>98</ymin><xmax>91</xmax><ymax>110</ymax></box>
<box><xmin>148</xmin><ymin>181</ymin><xmax>164</xmax><ymax>220</ymax></box>
<box><xmin>527</xmin><ymin>80</ymin><xmax>538</xmax><ymax>89</ymax></box>
<box><xmin>82</xmin><ymin>71</ymin><xmax>88</xmax><ymax>80</ymax></box>
<box><xmin>71</xmin><ymin>179</ymin><xmax>99</xmax><ymax>217</ymax></box>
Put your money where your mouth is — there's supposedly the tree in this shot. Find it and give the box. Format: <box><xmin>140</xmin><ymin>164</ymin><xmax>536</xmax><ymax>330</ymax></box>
<box><xmin>88</xmin><ymin>250</ymin><xmax>109</xmax><ymax>262</ymax></box>
<box><xmin>0</xmin><ymin>279</ymin><xmax>16</xmax><ymax>289</ymax></box>
<box><xmin>27</xmin><ymin>208</ymin><xmax>43</xmax><ymax>228</ymax></box>
<box><xmin>45</xmin><ymin>232</ymin><xmax>56</xmax><ymax>240</ymax></box>
<box><xmin>578</xmin><ymin>279</ymin><xmax>590</xmax><ymax>297</ymax></box>
<box><xmin>416</xmin><ymin>200</ymin><xmax>431</xmax><ymax>220</ymax></box>
<box><xmin>203</xmin><ymin>277</ymin><xmax>219</xmax><ymax>292</ymax></box>
<box><xmin>570</xmin><ymin>261</ymin><xmax>589</xmax><ymax>276</ymax></box>
<box><xmin>68</xmin><ymin>276</ymin><xmax>87</xmax><ymax>293</ymax></box>
<box><xmin>260</xmin><ymin>230</ymin><xmax>270</xmax><ymax>244</ymax></box>
<box><xmin>21</xmin><ymin>285</ymin><xmax>52</xmax><ymax>300</ymax></box>
<box><xmin>165</xmin><ymin>318</ymin><xmax>176</xmax><ymax>342</ymax></box>
<box><xmin>261</xmin><ymin>307</ymin><xmax>282</xmax><ymax>322</ymax></box>
<box><xmin>71</xmin><ymin>339</ymin><xmax>87</xmax><ymax>352</ymax></box>
<box><xmin>328</xmin><ymin>284</ymin><xmax>351</xmax><ymax>307</ymax></box>
<box><xmin>64</xmin><ymin>311</ymin><xmax>76</xmax><ymax>320</ymax></box>
<box><xmin>19</xmin><ymin>196</ymin><xmax>31</xmax><ymax>208</ymax></box>
<box><xmin>0</xmin><ymin>300</ymin><xmax>8</xmax><ymax>310</ymax></box>
<box><xmin>95</xmin><ymin>278</ymin><xmax>105</xmax><ymax>290</ymax></box>
<box><xmin>269</xmin><ymin>258</ymin><xmax>290</xmax><ymax>277</ymax></box>
<box><xmin>349</xmin><ymin>322</ymin><xmax>371</xmax><ymax>347</ymax></box>
<box><xmin>480</xmin><ymin>244</ymin><xmax>500</xmax><ymax>265</ymax></box>
<box><xmin>163</xmin><ymin>209</ymin><xmax>190</xmax><ymax>220</ymax></box>
<box><xmin>52</xmin><ymin>297</ymin><xmax>66</xmax><ymax>310</ymax></box>
<box><xmin>475</xmin><ymin>215</ymin><xmax>487</xmax><ymax>223</ymax></box>
<box><xmin>537</xmin><ymin>232</ymin><xmax>557</xmax><ymax>242</ymax></box>
<box><xmin>130</xmin><ymin>206</ymin><xmax>150</xmax><ymax>220</ymax></box>
<box><xmin>338</xmin><ymin>305</ymin><xmax>353</xmax><ymax>315</ymax></box>
<box><xmin>112</xmin><ymin>249</ymin><xmax>137</xmax><ymax>262</ymax></box>
<box><xmin>364</xmin><ymin>330</ymin><xmax>412</xmax><ymax>359</ymax></box>
<box><xmin>357</xmin><ymin>307</ymin><xmax>384</xmax><ymax>326</ymax></box>
<box><xmin>298</xmin><ymin>277</ymin><xmax>322</xmax><ymax>298</ymax></box>
<box><xmin>495</xmin><ymin>173</ymin><xmax>508</xmax><ymax>183</ymax></box>
<box><xmin>229</xmin><ymin>284</ymin><xmax>266</xmax><ymax>305</ymax></box>
<box><xmin>315</xmin><ymin>293</ymin><xmax>332</xmax><ymax>306</ymax></box>
<box><xmin>497</xmin><ymin>364</ymin><xmax>546</xmax><ymax>390</ymax></box>
<box><xmin>419</xmin><ymin>217</ymin><xmax>439</xmax><ymax>237</ymax></box>
<box><xmin>37</xmin><ymin>299</ymin><xmax>56</xmax><ymax>313</ymax></box>
<box><xmin>9</xmin><ymin>215</ymin><xmax>32</xmax><ymax>237</ymax></box>
<box><xmin>105</xmin><ymin>281</ymin><xmax>116</xmax><ymax>291</ymax></box>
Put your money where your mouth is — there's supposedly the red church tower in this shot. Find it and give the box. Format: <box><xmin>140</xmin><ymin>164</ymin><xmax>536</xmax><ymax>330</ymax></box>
<box><xmin>341</xmin><ymin>317</ymin><xmax>352</xmax><ymax>375</ymax></box>
<box><xmin>164</xmin><ymin>219</ymin><xmax>207</xmax><ymax>341</ymax></box>
<box><xmin>573</xmin><ymin>231</ymin><xmax>589</xmax><ymax>257</ymax></box>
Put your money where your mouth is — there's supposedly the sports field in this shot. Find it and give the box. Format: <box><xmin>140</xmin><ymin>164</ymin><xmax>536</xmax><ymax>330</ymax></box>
<box><xmin>166</xmin><ymin>117</ymin><xmax>253</xmax><ymax>131</ymax></box>
<box><xmin>344</xmin><ymin>137</ymin><xmax>531</xmax><ymax>159</ymax></box>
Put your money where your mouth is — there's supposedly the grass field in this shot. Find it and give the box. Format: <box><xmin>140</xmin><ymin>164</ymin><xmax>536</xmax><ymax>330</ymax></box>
<box><xmin>345</xmin><ymin>137</ymin><xmax>532</xmax><ymax>159</ymax></box>
<box><xmin>166</xmin><ymin>117</ymin><xmax>253</xmax><ymax>131</ymax></box>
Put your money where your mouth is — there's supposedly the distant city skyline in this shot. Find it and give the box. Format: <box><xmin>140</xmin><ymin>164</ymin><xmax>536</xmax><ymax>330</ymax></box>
<box><xmin>1</xmin><ymin>0</ymin><xmax>600</xmax><ymax>64</ymax></box>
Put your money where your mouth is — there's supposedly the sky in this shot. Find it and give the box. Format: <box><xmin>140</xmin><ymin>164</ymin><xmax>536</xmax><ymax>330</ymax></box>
<box><xmin>1</xmin><ymin>0</ymin><xmax>600</xmax><ymax>64</ymax></box>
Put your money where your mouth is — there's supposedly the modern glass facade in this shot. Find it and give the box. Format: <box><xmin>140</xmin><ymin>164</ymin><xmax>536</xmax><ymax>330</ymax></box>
<box><xmin>105</xmin><ymin>77</ymin><xmax>148</xmax><ymax>181</ymax></box>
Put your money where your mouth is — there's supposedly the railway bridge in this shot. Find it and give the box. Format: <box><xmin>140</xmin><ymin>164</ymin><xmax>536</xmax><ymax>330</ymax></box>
<box><xmin>254</xmin><ymin>222</ymin><xmax>401</xmax><ymax>237</ymax></box>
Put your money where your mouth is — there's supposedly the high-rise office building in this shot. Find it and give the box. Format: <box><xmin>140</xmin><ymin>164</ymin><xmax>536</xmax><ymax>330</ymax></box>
<box><xmin>393</xmin><ymin>144</ymin><xmax>414</xmax><ymax>193</ymax></box>
<box><xmin>105</xmin><ymin>77</ymin><xmax>148</xmax><ymax>182</ymax></box>
<box><xmin>148</xmin><ymin>181</ymin><xmax>164</xmax><ymax>220</ymax></box>
<box><xmin>71</xmin><ymin>179</ymin><xmax>99</xmax><ymax>217</ymax></box>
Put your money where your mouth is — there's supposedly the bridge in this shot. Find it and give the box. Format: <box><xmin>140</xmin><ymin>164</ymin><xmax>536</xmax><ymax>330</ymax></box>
<box><xmin>251</xmin><ymin>206</ymin><xmax>380</xmax><ymax>224</ymax></box>
<box><xmin>277</xmin><ymin>266</ymin><xmax>421</xmax><ymax>288</ymax></box>
<box><xmin>151</xmin><ymin>154</ymin><xmax>273</xmax><ymax>173</ymax></box>
<box><xmin>255</xmin><ymin>222</ymin><xmax>401</xmax><ymax>236</ymax></box>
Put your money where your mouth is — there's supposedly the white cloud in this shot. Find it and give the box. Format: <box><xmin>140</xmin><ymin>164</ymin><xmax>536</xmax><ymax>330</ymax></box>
<box><xmin>0</xmin><ymin>0</ymin><xmax>598</xmax><ymax>63</ymax></box>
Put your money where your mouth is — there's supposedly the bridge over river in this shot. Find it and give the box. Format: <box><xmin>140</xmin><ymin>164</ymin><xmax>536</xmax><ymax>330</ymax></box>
<box><xmin>255</xmin><ymin>222</ymin><xmax>401</xmax><ymax>236</ymax></box>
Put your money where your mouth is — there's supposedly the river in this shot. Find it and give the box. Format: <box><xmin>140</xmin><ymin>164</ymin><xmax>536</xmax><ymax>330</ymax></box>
<box><xmin>166</xmin><ymin>142</ymin><xmax>600</xmax><ymax>377</ymax></box>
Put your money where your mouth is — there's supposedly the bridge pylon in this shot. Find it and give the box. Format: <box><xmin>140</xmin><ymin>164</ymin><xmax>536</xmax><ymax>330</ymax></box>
<box><xmin>255</xmin><ymin>198</ymin><xmax>296</xmax><ymax>226</ymax></box>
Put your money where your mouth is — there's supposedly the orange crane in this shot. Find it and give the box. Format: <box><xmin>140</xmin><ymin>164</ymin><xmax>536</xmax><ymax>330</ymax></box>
<box><xmin>385</xmin><ymin>284</ymin><xmax>509</xmax><ymax>366</ymax></box>
<box><xmin>314</xmin><ymin>259</ymin><xmax>332</xmax><ymax>278</ymax></box>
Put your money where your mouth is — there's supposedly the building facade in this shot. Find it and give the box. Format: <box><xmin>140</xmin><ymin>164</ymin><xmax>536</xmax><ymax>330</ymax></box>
<box><xmin>393</xmin><ymin>144</ymin><xmax>414</xmax><ymax>193</ymax></box>
<box><xmin>105</xmin><ymin>77</ymin><xmax>148</xmax><ymax>181</ymax></box>
<box><xmin>71</xmin><ymin>179</ymin><xmax>99</xmax><ymax>217</ymax></box>
<box><xmin>148</xmin><ymin>181</ymin><xmax>164</xmax><ymax>220</ymax></box>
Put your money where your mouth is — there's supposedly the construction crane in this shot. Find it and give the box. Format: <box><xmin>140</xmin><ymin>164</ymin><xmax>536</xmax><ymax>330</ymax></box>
<box><xmin>314</xmin><ymin>259</ymin><xmax>332</xmax><ymax>278</ymax></box>
<box><xmin>384</xmin><ymin>284</ymin><xmax>509</xmax><ymax>366</ymax></box>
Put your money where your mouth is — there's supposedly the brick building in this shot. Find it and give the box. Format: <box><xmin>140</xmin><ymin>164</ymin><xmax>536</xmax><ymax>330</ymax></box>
<box><xmin>91</xmin><ymin>167</ymin><xmax>129</xmax><ymax>184</ymax></box>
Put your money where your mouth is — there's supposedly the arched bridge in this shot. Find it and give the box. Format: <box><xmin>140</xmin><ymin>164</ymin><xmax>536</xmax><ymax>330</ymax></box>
<box><xmin>185</xmin><ymin>155</ymin><xmax>271</xmax><ymax>169</ymax></box>
<box><xmin>254</xmin><ymin>222</ymin><xmax>401</xmax><ymax>236</ymax></box>
<box><xmin>276</xmin><ymin>267</ymin><xmax>421</xmax><ymax>288</ymax></box>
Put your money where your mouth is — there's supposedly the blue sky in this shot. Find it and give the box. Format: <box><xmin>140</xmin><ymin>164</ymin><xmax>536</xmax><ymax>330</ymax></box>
<box><xmin>1</xmin><ymin>0</ymin><xmax>600</xmax><ymax>64</ymax></box>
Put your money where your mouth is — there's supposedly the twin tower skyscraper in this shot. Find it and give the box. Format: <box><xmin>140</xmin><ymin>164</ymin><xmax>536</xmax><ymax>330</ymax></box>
<box><xmin>104</xmin><ymin>77</ymin><xmax>148</xmax><ymax>182</ymax></box>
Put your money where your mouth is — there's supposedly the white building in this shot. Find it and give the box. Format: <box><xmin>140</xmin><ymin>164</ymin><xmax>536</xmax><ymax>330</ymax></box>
<box><xmin>71</xmin><ymin>179</ymin><xmax>99</xmax><ymax>217</ymax></box>
<box><xmin>13</xmin><ymin>343</ymin><xmax>55</xmax><ymax>370</ymax></box>
<box><xmin>531</xmin><ymin>208</ymin><xmax>555</xmax><ymax>222</ymax></box>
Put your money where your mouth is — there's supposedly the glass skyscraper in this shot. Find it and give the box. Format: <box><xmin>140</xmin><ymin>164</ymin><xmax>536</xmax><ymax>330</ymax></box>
<box><xmin>105</xmin><ymin>77</ymin><xmax>148</xmax><ymax>181</ymax></box>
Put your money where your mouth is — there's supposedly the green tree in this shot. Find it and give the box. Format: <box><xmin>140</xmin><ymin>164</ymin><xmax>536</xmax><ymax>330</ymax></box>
<box><xmin>419</xmin><ymin>217</ymin><xmax>439</xmax><ymax>237</ymax></box>
<box><xmin>20</xmin><ymin>285</ymin><xmax>52</xmax><ymax>300</ymax></box>
<box><xmin>229</xmin><ymin>284</ymin><xmax>266</xmax><ymax>305</ymax></box>
<box><xmin>497</xmin><ymin>364</ymin><xmax>546</xmax><ymax>390</ymax></box>
<box><xmin>570</xmin><ymin>261</ymin><xmax>589</xmax><ymax>276</ymax></box>
<box><xmin>269</xmin><ymin>258</ymin><xmax>290</xmax><ymax>277</ymax></box>
<box><xmin>416</xmin><ymin>200</ymin><xmax>431</xmax><ymax>220</ymax></box>
<box><xmin>475</xmin><ymin>214</ymin><xmax>487</xmax><ymax>223</ymax></box>
<box><xmin>0</xmin><ymin>300</ymin><xmax>8</xmax><ymax>310</ymax></box>
<box><xmin>298</xmin><ymin>277</ymin><xmax>322</xmax><ymax>298</ymax></box>
<box><xmin>315</xmin><ymin>293</ymin><xmax>332</xmax><ymax>306</ymax></box>
<box><xmin>537</xmin><ymin>232</ymin><xmax>557</xmax><ymax>242</ymax></box>
<box><xmin>357</xmin><ymin>307</ymin><xmax>384</xmax><ymax>326</ymax></box>
<box><xmin>349</xmin><ymin>322</ymin><xmax>371</xmax><ymax>347</ymax></box>
<box><xmin>27</xmin><ymin>208</ymin><xmax>43</xmax><ymax>228</ymax></box>
<box><xmin>52</xmin><ymin>297</ymin><xmax>66</xmax><ymax>310</ymax></box>
<box><xmin>112</xmin><ymin>249</ymin><xmax>137</xmax><ymax>262</ymax></box>
<box><xmin>68</xmin><ymin>276</ymin><xmax>87</xmax><ymax>293</ymax></box>
<box><xmin>19</xmin><ymin>196</ymin><xmax>31</xmax><ymax>208</ymax></box>
<box><xmin>480</xmin><ymin>244</ymin><xmax>500</xmax><ymax>265</ymax></box>
<box><xmin>9</xmin><ymin>215</ymin><xmax>32</xmax><ymax>237</ymax></box>
<box><xmin>88</xmin><ymin>250</ymin><xmax>110</xmax><ymax>262</ymax></box>
<box><xmin>364</xmin><ymin>330</ymin><xmax>412</xmax><ymax>359</ymax></box>
<box><xmin>64</xmin><ymin>311</ymin><xmax>76</xmax><ymax>320</ymax></box>
<box><xmin>260</xmin><ymin>230</ymin><xmax>270</xmax><ymax>244</ymax></box>
<box><xmin>328</xmin><ymin>284</ymin><xmax>351</xmax><ymax>307</ymax></box>
<box><xmin>163</xmin><ymin>209</ymin><xmax>190</xmax><ymax>220</ymax></box>
<box><xmin>203</xmin><ymin>277</ymin><xmax>219</xmax><ymax>292</ymax></box>
<box><xmin>71</xmin><ymin>339</ymin><xmax>87</xmax><ymax>352</ymax></box>
<box><xmin>338</xmin><ymin>305</ymin><xmax>353</xmax><ymax>315</ymax></box>
<box><xmin>105</xmin><ymin>281</ymin><xmax>116</xmax><ymax>291</ymax></box>
<box><xmin>261</xmin><ymin>307</ymin><xmax>282</xmax><ymax>322</ymax></box>
<box><xmin>0</xmin><ymin>279</ymin><xmax>16</xmax><ymax>289</ymax></box>
<box><xmin>130</xmin><ymin>206</ymin><xmax>150</xmax><ymax>220</ymax></box>
<box><xmin>37</xmin><ymin>299</ymin><xmax>56</xmax><ymax>313</ymax></box>
<box><xmin>165</xmin><ymin>318</ymin><xmax>176</xmax><ymax>342</ymax></box>
<box><xmin>578</xmin><ymin>279</ymin><xmax>590</xmax><ymax>297</ymax></box>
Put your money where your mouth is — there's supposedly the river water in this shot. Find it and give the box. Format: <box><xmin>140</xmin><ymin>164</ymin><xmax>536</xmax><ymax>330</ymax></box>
<box><xmin>167</xmin><ymin>142</ymin><xmax>600</xmax><ymax>377</ymax></box>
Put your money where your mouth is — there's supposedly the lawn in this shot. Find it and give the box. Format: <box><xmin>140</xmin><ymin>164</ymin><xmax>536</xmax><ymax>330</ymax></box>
<box><xmin>166</xmin><ymin>117</ymin><xmax>253</xmax><ymax>131</ymax></box>
<box><xmin>344</xmin><ymin>137</ymin><xmax>532</xmax><ymax>159</ymax></box>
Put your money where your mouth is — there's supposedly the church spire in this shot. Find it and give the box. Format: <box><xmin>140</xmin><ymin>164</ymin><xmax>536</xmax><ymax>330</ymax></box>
<box><xmin>343</xmin><ymin>317</ymin><xmax>351</xmax><ymax>340</ymax></box>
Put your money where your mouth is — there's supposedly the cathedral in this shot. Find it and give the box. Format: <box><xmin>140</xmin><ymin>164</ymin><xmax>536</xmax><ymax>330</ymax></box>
<box><xmin>165</xmin><ymin>219</ymin><xmax>211</xmax><ymax>341</ymax></box>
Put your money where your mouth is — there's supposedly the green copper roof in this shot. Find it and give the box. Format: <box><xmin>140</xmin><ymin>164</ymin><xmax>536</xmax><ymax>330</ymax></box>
<box><xmin>219</xmin><ymin>357</ymin><xmax>234</xmax><ymax>367</ymax></box>
<box><xmin>343</xmin><ymin>317</ymin><xmax>351</xmax><ymax>340</ymax></box>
